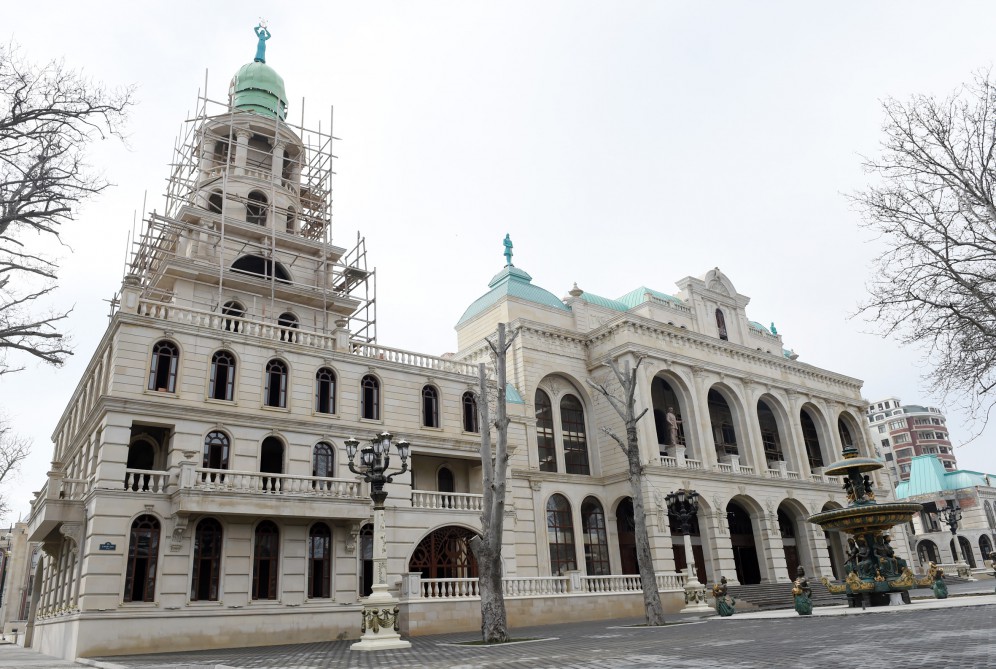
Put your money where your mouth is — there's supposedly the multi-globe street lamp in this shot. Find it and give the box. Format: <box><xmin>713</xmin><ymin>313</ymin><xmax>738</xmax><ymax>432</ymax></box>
<box><xmin>345</xmin><ymin>432</ymin><xmax>412</xmax><ymax>651</ymax></box>
<box><xmin>939</xmin><ymin>500</ymin><xmax>974</xmax><ymax>580</ymax></box>
<box><xmin>664</xmin><ymin>489</ymin><xmax>712</xmax><ymax>613</ymax></box>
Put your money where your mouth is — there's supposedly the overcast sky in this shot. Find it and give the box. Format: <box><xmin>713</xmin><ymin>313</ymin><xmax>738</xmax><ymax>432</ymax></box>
<box><xmin>4</xmin><ymin>1</ymin><xmax>996</xmax><ymax>523</ymax></box>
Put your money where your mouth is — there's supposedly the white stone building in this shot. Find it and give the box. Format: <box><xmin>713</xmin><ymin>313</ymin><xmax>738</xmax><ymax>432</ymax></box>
<box><xmin>21</xmin><ymin>46</ymin><xmax>896</xmax><ymax>660</ymax></box>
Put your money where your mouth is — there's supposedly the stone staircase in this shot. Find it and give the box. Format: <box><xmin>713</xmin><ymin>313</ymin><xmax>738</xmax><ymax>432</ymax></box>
<box><xmin>727</xmin><ymin>580</ymin><xmax>846</xmax><ymax>610</ymax></box>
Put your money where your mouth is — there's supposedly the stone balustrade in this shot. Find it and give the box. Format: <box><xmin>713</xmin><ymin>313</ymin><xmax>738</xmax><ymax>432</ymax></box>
<box><xmin>653</xmin><ymin>455</ymin><xmax>838</xmax><ymax>485</ymax></box>
<box><xmin>402</xmin><ymin>571</ymin><xmax>687</xmax><ymax>601</ymax></box>
<box><xmin>349</xmin><ymin>342</ymin><xmax>479</xmax><ymax>376</ymax></box>
<box><xmin>410</xmin><ymin>490</ymin><xmax>484</xmax><ymax>511</ymax></box>
<box><xmin>180</xmin><ymin>466</ymin><xmax>366</xmax><ymax>499</ymax></box>
<box><xmin>123</xmin><ymin>468</ymin><xmax>171</xmax><ymax>493</ymax></box>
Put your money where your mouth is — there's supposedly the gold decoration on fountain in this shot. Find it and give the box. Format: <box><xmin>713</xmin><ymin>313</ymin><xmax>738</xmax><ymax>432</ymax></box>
<box><xmin>915</xmin><ymin>561</ymin><xmax>940</xmax><ymax>587</ymax></box>
<box><xmin>821</xmin><ymin>576</ymin><xmax>847</xmax><ymax>594</ymax></box>
<box><xmin>845</xmin><ymin>571</ymin><xmax>875</xmax><ymax>592</ymax></box>
<box><xmin>892</xmin><ymin>567</ymin><xmax>916</xmax><ymax>589</ymax></box>
<box><xmin>873</xmin><ymin>569</ymin><xmax>885</xmax><ymax>583</ymax></box>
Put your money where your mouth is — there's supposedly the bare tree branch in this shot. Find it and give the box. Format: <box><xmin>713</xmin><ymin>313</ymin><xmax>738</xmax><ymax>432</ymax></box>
<box><xmin>854</xmin><ymin>70</ymin><xmax>996</xmax><ymax>435</ymax></box>
<box><xmin>0</xmin><ymin>43</ymin><xmax>134</xmax><ymax>374</ymax></box>
<box><xmin>0</xmin><ymin>417</ymin><xmax>32</xmax><ymax>522</ymax></box>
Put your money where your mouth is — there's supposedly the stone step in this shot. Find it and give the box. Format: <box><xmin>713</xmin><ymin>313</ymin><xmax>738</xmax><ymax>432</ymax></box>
<box><xmin>726</xmin><ymin>581</ymin><xmax>845</xmax><ymax>610</ymax></box>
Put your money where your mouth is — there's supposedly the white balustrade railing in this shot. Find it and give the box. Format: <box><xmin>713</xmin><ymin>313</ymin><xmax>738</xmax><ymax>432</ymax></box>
<box><xmin>186</xmin><ymin>467</ymin><xmax>365</xmax><ymax>498</ymax></box>
<box><xmin>349</xmin><ymin>342</ymin><xmax>478</xmax><ymax>376</ymax></box>
<box><xmin>739</xmin><ymin>465</ymin><xmax>755</xmax><ymax>475</ymax></box>
<box><xmin>58</xmin><ymin>478</ymin><xmax>90</xmax><ymax>501</ymax></box>
<box><xmin>411</xmin><ymin>491</ymin><xmax>483</xmax><ymax>511</ymax></box>
<box><xmin>684</xmin><ymin>459</ymin><xmax>704</xmax><ymax>469</ymax></box>
<box><xmin>765</xmin><ymin>469</ymin><xmax>783</xmax><ymax>479</ymax></box>
<box><xmin>716</xmin><ymin>463</ymin><xmax>734</xmax><ymax>474</ymax></box>
<box><xmin>502</xmin><ymin>576</ymin><xmax>570</xmax><ymax>596</ymax></box>
<box><xmin>658</xmin><ymin>456</ymin><xmax>678</xmax><ymax>468</ymax></box>
<box><xmin>124</xmin><ymin>469</ymin><xmax>170</xmax><ymax>493</ymax></box>
<box><xmin>786</xmin><ymin>471</ymin><xmax>801</xmax><ymax>480</ymax></box>
<box><xmin>408</xmin><ymin>572</ymin><xmax>687</xmax><ymax>601</ymax></box>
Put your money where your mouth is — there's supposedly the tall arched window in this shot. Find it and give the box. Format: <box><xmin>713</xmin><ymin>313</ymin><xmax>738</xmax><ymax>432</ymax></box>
<box><xmin>264</xmin><ymin>359</ymin><xmax>288</xmax><ymax>408</ymax></box>
<box><xmin>148</xmin><ymin>340</ymin><xmax>179</xmax><ymax>393</ymax></box>
<box><xmin>462</xmin><ymin>391</ymin><xmax>479</xmax><ymax>433</ymax></box>
<box><xmin>535</xmin><ymin>390</ymin><xmax>556</xmax><ymax>472</ymax></box>
<box><xmin>124</xmin><ymin>515</ymin><xmax>160</xmax><ymax>602</ymax></box>
<box><xmin>278</xmin><ymin>312</ymin><xmax>298</xmax><ymax>343</ymax></box>
<box><xmin>252</xmin><ymin>521</ymin><xmax>279</xmax><ymax>600</ymax></box>
<box><xmin>308</xmin><ymin>523</ymin><xmax>332</xmax><ymax>599</ymax></box>
<box><xmin>422</xmin><ymin>385</ymin><xmax>440</xmax><ymax>428</ymax></box>
<box><xmin>246</xmin><ymin>190</ymin><xmax>268</xmax><ymax>226</ymax></box>
<box><xmin>986</xmin><ymin>501</ymin><xmax>996</xmax><ymax>529</ymax></box>
<box><xmin>313</xmin><ymin>442</ymin><xmax>334</xmax><ymax>478</ymax></box>
<box><xmin>547</xmin><ymin>494</ymin><xmax>577</xmax><ymax>575</ymax></box>
<box><xmin>207</xmin><ymin>190</ymin><xmax>224</xmax><ymax>214</ymax></box>
<box><xmin>191</xmin><ymin>518</ymin><xmax>222</xmax><ymax>601</ymax></box>
<box><xmin>581</xmin><ymin>497</ymin><xmax>610</xmax><ymax>576</ymax></box>
<box><xmin>801</xmin><ymin>409</ymin><xmax>824</xmax><ymax>469</ymax></box>
<box><xmin>437</xmin><ymin>466</ymin><xmax>454</xmax><ymax>492</ymax></box>
<box><xmin>260</xmin><ymin>437</ymin><xmax>284</xmax><ymax>492</ymax></box>
<box><xmin>209</xmin><ymin>350</ymin><xmax>236</xmax><ymax>401</ymax></box>
<box><xmin>361</xmin><ymin>375</ymin><xmax>380</xmax><ymax>420</ymax></box>
<box><xmin>221</xmin><ymin>301</ymin><xmax>245</xmax><ymax>333</ymax></box>
<box><xmin>203</xmin><ymin>431</ymin><xmax>230</xmax><ymax>479</ymax></box>
<box><xmin>561</xmin><ymin>395</ymin><xmax>590</xmax><ymax>475</ymax></box>
<box><xmin>838</xmin><ymin>418</ymin><xmax>855</xmax><ymax>449</ymax></box>
<box><xmin>315</xmin><ymin>367</ymin><xmax>336</xmax><ymax>414</ymax></box>
<box><xmin>716</xmin><ymin>308</ymin><xmax>728</xmax><ymax>340</ymax></box>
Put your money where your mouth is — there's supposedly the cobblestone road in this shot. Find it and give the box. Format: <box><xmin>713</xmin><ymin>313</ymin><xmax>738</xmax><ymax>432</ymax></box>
<box><xmin>74</xmin><ymin>603</ymin><xmax>995</xmax><ymax>669</ymax></box>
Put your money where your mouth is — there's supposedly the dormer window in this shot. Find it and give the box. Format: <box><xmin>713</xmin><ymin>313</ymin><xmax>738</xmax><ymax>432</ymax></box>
<box><xmin>716</xmin><ymin>308</ymin><xmax>728</xmax><ymax>341</ymax></box>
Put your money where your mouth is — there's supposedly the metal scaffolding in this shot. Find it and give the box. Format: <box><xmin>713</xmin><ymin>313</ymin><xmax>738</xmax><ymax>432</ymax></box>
<box><xmin>124</xmin><ymin>70</ymin><xmax>376</xmax><ymax>343</ymax></box>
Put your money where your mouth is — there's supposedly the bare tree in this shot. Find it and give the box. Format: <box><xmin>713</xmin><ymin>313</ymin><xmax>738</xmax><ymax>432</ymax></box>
<box><xmin>1</xmin><ymin>43</ymin><xmax>133</xmax><ymax>375</ymax></box>
<box><xmin>854</xmin><ymin>71</ymin><xmax>996</xmax><ymax>427</ymax></box>
<box><xmin>469</xmin><ymin>322</ymin><xmax>518</xmax><ymax>643</ymax></box>
<box><xmin>0</xmin><ymin>418</ymin><xmax>31</xmax><ymax>522</ymax></box>
<box><xmin>587</xmin><ymin>356</ymin><xmax>666</xmax><ymax>626</ymax></box>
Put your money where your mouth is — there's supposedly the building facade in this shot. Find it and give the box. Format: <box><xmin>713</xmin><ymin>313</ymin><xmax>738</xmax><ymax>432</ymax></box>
<box><xmin>865</xmin><ymin>398</ymin><xmax>958</xmax><ymax>483</ymax></box>
<box><xmin>22</xmin><ymin>45</ymin><xmax>897</xmax><ymax>660</ymax></box>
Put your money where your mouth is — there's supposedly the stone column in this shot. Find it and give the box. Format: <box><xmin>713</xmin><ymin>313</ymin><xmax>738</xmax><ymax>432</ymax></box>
<box><xmin>633</xmin><ymin>362</ymin><xmax>659</xmax><ymax>464</ymax></box>
<box><xmin>740</xmin><ymin>380</ymin><xmax>767</xmax><ymax>475</ymax></box>
<box><xmin>808</xmin><ymin>527</ymin><xmax>836</xmax><ymax>578</ymax></box>
<box><xmin>757</xmin><ymin>512</ymin><xmax>791</xmax><ymax>583</ymax></box>
<box><xmin>270</xmin><ymin>139</ymin><xmax>286</xmax><ymax>183</ymax></box>
<box><xmin>233</xmin><ymin>128</ymin><xmax>251</xmax><ymax>175</ymax></box>
<box><xmin>690</xmin><ymin>368</ymin><xmax>718</xmax><ymax>470</ymax></box>
<box><xmin>705</xmin><ymin>509</ymin><xmax>739</xmax><ymax>585</ymax></box>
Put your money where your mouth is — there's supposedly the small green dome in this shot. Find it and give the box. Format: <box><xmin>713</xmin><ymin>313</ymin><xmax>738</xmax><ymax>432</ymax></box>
<box><xmin>230</xmin><ymin>61</ymin><xmax>288</xmax><ymax>120</ymax></box>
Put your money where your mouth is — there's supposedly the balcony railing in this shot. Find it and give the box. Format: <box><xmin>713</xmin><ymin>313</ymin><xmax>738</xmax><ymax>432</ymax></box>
<box><xmin>411</xmin><ymin>491</ymin><xmax>483</xmax><ymax>511</ymax></box>
<box><xmin>349</xmin><ymin>342</ymin><xmax>478</xmax><ymax>376</ymax></box>
<box><xmin>181</xmin><ymin>467</ymin><xmax>366</xmax><ymax>499</ymax></box>
<box><xmin>124</xmin><ymin>468</ymin><xmax>171</xmax><ymax>493</ymax></box>
<box><xmin>405</xmin><ymin>572</ymin><xmax>687</xmax><ymax>600</ymax></box>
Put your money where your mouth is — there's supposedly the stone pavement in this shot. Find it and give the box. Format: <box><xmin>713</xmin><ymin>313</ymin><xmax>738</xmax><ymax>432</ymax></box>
<box><xmin>2</xmin><ymin>596</ymin><xmax>990</xmax><ymax>669</ymax></box>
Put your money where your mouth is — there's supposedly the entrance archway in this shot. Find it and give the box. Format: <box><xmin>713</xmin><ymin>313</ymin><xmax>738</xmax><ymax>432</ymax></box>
<box><xmin>409</xmin><ymin>526</ymin><xmax>479</xmax><ymax>579</ymax></box>
<box><xmin>952</xmin><ymin>536</ymin><xmax>976</xmax><ymax>567</ymax></box>
<box><xmin>727</xmin><ymin>500</ymin><xmax>761</xmax><ymax>584</ymax></box>
<box><xmin>980</xmin><ymin>534</ymin><xmax>993</xmax><ymax>560</ymax></box>
<box><xmin>777</xmin><ymin>508</ymin><xmax>799</xmax><ymax>576</ymax></box>
<box><xmin>917</xmin><ymin>539</ymin><xmax>939</xmax><ymax>565</ymax></box>
<box><xmin>615</xmin><ymin>497</ymin><xmax>639</xmax><ymax>575</ymax></box>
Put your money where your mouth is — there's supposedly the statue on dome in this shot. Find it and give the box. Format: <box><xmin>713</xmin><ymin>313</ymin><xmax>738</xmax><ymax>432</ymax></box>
<box><xmin>769</xmin><ymin>322</ymin><xmax>777</xmax><ymax>335</ymax></box>
<box><xmin>254</xmin><ymin>21</ymin><xmax>271</xmax><ymax>64</ymax></box>
<box><xmin>503</xmin><ymin>234</ymin><xmax>513</xmax><ymax>266</ymax></box>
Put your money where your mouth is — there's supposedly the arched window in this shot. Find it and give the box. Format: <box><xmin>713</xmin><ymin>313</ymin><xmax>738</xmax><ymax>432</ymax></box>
<box><xmin>313</xmin><ymin>442</ymin><xmax>334</xmax><ymax>478</ymax></box>
<box><xmin>708</xmin><ymin>389</ymin><xmax>738</xmax><ymax>457</ymax></box>
<box><xmin>437</xmin><ymin>466</ymin><xmax>454</xmax><ymax>492</ymax></box>
<box><xmin>246</xmin><ymin>190</ymin><xmax>267</xmax><ymax>226</ymax></box>
<box><xmin>221</xmin><ymin>301</ymin><xmax>245</xmax><ymax>333</ymax></box>
<box><xmin>231</xmin><ymin>255</ymin><xmax>292</xmax><ymax>282</ymax></box>
<box><xmin>535</xmin><ymin>390</ymin><xmax>556</xmax><ymax>472</ymax></box>
<box><xmin>422</xmin><ymin>385</ymin><xmax>440</xmax><ymax>428</ymax></box>
<box><xmin>286</xmin><ymin>207</ymin><xmax>296</xmax><ymax>234</ymax></box>
<box><xmin>408</xmin><ymin>526</ymin><xmax>479</xmax><ymax>579</ymax></box>
<box><xmin>209</xmin><ymin>350</ymin><xmax>236</xmax><ymax>401</ymax></box>
<box><xmin>561</xmin><ymin>395</ymin><xmax>590</xmax><ymax>475</ymax></box>
<box><xmin>838</xmin><ymin>418</ymin><xmax>855</xmax><ymax>449</ymax></box>
<box><xmin>315</xmin><ymin>367</ymin><xmax>336</xmax><ymax>414</ymax></box>
<box><xmin>979</xmin><ymin>534</ymin><xmax>993</xmax><ymax>560</ymax></box>
<box><xmin>547</xmin><ymin>494</ymin><xmax>577</xmax><ymax>575</ymax></box>
<box><xmin>252</xmin><ymin>521</ymin><xmax>279</xmax><ymax>600</ymax></box>
<box><xmin>207</xmin><ymin>191</ymin><xmax>223</xmax><ymax>214</ymax></box>
<box><xmin>260</xmin><ymin>437</ymin><xmax>284</xmax><ymax>492</ymax></box>
<box><xmin>264</xmin><ymin>359</ymin><xmax>288</xmax><ymax>408</ymax></box>
<box><xmin>278</xmin><ymin>312</ymin><xmax>298</xmax><ymax>343</ymax></box>
<box><xmin>124</xmin><ymin>515</ymin><xmax>160</xmax><ymax>602</ymax></box>
<box><xmin>757</xmin><ymin>400</ymin><xmax>783</xmax><ymax>463</ymax></box>
<box><xmin>462</xmin><ymin>391</ymin><xmax>479</xmax><ymax>433</ymax></box>
<box><xmin>581</xmin><ymin>497</ymin><xmax>610</xmax><ymax>576</ymax></box>
<box><xmin>148</xmin><ymin>340</ymin><xmax>179</xmax><ymax>393</ymax></box>
<box><xmin>986</xmin><ymin>501</ymin><xmax>996</xmax><ymax>529</ymax></box>
<box><xmin>361</xmin><ymin>375</ymin><xmax>380</xmax><ymax>420</ymax></box>
<box><xmin>308</xmin><ymin>523</ymin><xmax>332</xmax><ymax>599</ymax></box>
<box><xmin>213</xmin><ymin>139</ymin><xmax>230</xmax><ymax>165</ymax></box>
<box><xmin>716</xmin><ymin>308</ymin><xmax>728</xmax><ymax>341</ymax></box>
<box><xmin>801</xmin><ymin>409</ymin><xmax>824</xmax><ymax>469</ymax></box>
<box><xmin>191</xmin><ymin>518</ymin><xmax>222</xmax><ymax>601</ymax></box>
<box><xmin>359</xmin><ymin>524</ymin><xmax>374</xmax><ymax>596</ymax></box>
<box><xmin>203</xmin><ymin>431</ymin><xmax>230</xmax><ymax>479</ymax></box>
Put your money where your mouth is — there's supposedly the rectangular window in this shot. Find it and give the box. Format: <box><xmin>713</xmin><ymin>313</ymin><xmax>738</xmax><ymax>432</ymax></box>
<box><xmin>893</xmin><ymin>434</ymin><xmax>911</xmax><ymax>444</ymax></box>
<box><xmin>877</xmin><ymin>425</ymin><xmax>886</xmax><ymax>433</ymax></box>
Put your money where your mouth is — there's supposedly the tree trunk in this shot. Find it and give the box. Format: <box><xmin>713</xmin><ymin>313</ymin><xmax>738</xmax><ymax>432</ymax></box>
<box><xmin>627</xmin><ymin>425</ymin><xmax>666</xmax><ymax>625</ymax></box>
<box><xmin>469</xmin><ymin>322</ymin><xmax>514</xmax><ymax>643</ymax></box>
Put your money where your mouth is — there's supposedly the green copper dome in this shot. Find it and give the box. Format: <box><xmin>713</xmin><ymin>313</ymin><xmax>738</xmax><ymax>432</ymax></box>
<box><xmin>230</xmin><ymin>61</ymin><xmax>288</xmax><ymax>120</ymax></box>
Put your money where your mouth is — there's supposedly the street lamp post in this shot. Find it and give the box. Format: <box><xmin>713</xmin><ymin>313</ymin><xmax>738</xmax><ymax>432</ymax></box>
<box><xmin>939</xmin><ymin>501</ymin><xmax>975</xmax><ymax>581</ymax></box>
<box><xmin>345</xmin><ymin>432</ymin><xmax>412</xmax><ymax>651</ymax></box>
<box><xmin>664</xmin><ymin>489</ymin><xmax>712</xmax><ymax>613</ymax></box>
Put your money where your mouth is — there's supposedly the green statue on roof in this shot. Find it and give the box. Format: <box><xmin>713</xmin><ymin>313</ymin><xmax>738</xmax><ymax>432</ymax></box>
<box><xmin>770</xmin><ymin>322</ymin><xmax>778</xmax><ymax>335</ymax></box>
<box><xmin>503</xmin><ymin>234</ymin><xmax>513</xmax><ymax>266</ymax></box>
<box><xmin>254</xmin><ymin>20</ymin><xmax>271</xmax><ymax>63</ymax></box>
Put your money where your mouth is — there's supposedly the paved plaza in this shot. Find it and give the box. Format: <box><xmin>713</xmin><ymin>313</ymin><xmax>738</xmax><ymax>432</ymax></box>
<box><xmin>2</xmin><ymin>591</ymin><xmax>994</xmax><ymax>669</ymax></box>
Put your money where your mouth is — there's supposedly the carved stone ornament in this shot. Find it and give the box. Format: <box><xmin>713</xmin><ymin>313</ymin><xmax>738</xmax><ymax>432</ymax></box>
<box><xmin>168</xmin><ymin>515</ymin><xmax>190</xmax><ymax>552</ymax></box>
<box><xmin>654</xmin><ymin>491</ymin><xmax>668</xmax><ymax>533</ymax></box>
<box><xmin>737</xmin><ymin>485</ymin><xmax>747</xmax><ymax>497</ymax></box>
<box><xmin>59</xmin><ymin>522</ymin><xmax>83</xmax><ymax>557</ymax></box>
<box><xmin>345</xmin><ymin>522</ymin><xmax>360</xmax><ymax>554</ymax></box>
<box><xmin>682</xmin><ymin>479</ymin><xmax>692</xmax><ymax>492</ymax></box>
<box><xmin>529</xmin><ymin>480</ymin><xmax>542</xmax><ymax>492</ymax></box>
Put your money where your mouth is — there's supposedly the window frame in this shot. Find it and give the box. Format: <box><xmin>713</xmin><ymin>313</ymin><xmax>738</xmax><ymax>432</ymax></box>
<box><xmin>360</xmin><ymin>374</ymin><xmax>381</xmax><ymax>421</ymax></box>
<box><xmin>264</xmin><ymin>358</ymin><xmax>289</xmax><ymax>408</ymax></box>
<box><xmin>148</xmin><ymin>340</ymin><xmax>179</xmax><ymax>393</ymax></box>
<box><xmin>307</xmin><ymin>522</ymin><xmax>332</xmax><ymax>599</ymax></box>
<box><xmin>252</xmin><ymin>520</ymin><xmax>280</xmax><ymax>600</ymax></box>
<box><xmin>421</xmin><ymin>385</ymin><xmax>440</xmax><ymax>428</ymax></box>
<box><xmin>190</xmin><ymin>518</ymin><xmax>223</xmax><ymax>602</ymax></box>
<box><xmin>209</xmin><ymin>350</ymin><xmax>236</xmax><ymax>402</ymax></box>
<box><xmin>124</xmin><ymin>514</ymin><xmax>161</xmax><ymax>603</ymax></box>
<box><xmin>314</xmin><ymin>367</ymin><xmax>337</xmax><ymax>415</ymax></box>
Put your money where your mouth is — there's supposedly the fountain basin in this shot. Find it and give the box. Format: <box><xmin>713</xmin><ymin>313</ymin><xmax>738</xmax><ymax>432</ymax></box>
<box><xmin>807</xmin><ymin>502</ymin><xmax>923</xmax><ymax>534</ymax></box>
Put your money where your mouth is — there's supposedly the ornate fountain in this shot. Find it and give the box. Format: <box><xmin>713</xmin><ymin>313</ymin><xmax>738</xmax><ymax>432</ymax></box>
<box><xmin>808</xmin><ymin>445</ymin><xmax>927</xmax><ymax>606</ymax></box>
